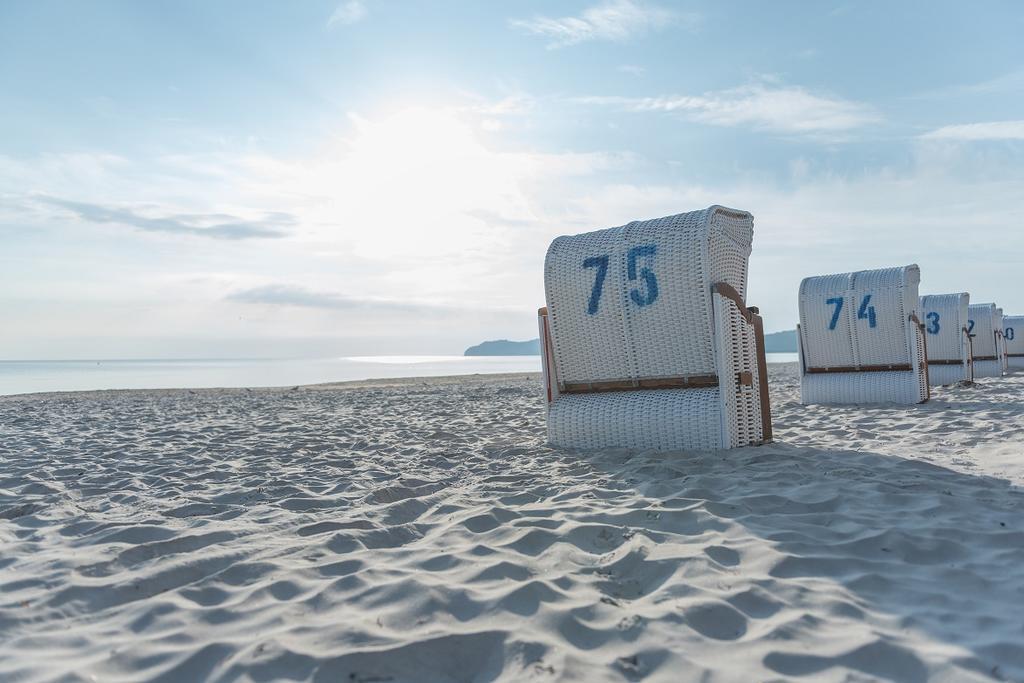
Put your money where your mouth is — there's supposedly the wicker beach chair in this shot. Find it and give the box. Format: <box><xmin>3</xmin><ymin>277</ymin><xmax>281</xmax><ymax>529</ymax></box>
<box><xmin>919</xmin><ymin>293</ymin><xmax>973</xmax><ymax>385</ymax></box>
<box><xmin>798</xmin><ymin>265</ymin><xmax>929</xmax><ymax>405</ymax></box>
<box><xmin>537</xmin><ymin>206</ymin><xmax>771</xmax><ymax>451</ymax></box>
<box><xmin>968</xmin><ymin>303</ymin><xmax>1005</xmax><ymax>378</ymax></box>
<box><xmin>1004</xmin><ymin>315</ymin><xmax>1024</xmax><ymax>370</ymax></box>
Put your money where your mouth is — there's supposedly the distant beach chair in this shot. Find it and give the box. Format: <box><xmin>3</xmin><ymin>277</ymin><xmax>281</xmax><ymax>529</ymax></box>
<box><xmin>967</xmin><ymin>303</ymin><xmax>1005</xmax><ymax>378</ymax></box>
<box><xmin>996</xmin><ymin>307</ymin><xmax>1009</xmax><ymax>373</ymax></box>
<box><xmin>1004</xmin><ymin>315</ymin><xmax>1024</xmax><ymax>370</ymax></box>
<box><xmin>919</xmin><ymin>293</ymin><xmax>973</xmax><ymax>385</ymax></box>
<box><xmin>797</xmin><ymin>265</ymin><xmax>929</xmax><ymax>405</ymax></box>
<box><xmin>538</xmin><ymin>206</ymin><xmax>771</xmax><ymax>451</ymax></box>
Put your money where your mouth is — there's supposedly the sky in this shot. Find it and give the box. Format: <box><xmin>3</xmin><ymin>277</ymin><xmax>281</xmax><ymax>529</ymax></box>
<box><xmin>1</xmin><ymin>0</ymin><xmax>1022</xmax><ymax>359</ymax></box>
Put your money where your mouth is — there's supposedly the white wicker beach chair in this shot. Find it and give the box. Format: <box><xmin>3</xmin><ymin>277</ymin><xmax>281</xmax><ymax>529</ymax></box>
<box><xmin>1004</xmin><ymin>315</ymin><xmax>1024</xmax><ymax>370</ymax></box>
<box><xmin>919</xmin><ymin>293</ymin><xmax>973</xmax><ymax>385</ymax></box>
<box><xmin>968</xmin><ymin>303</ymin><xmax>1005</xmax><ymax>378</ymax></box>
<box><xmin>797</xmin><ymin>265</ymin><xmax>929</xmax><ymax>405</ymax></box>
<box><xmin>538</xmin><ymin>206</ymin><xmax>771</xmax><ymax>451</ymax></box>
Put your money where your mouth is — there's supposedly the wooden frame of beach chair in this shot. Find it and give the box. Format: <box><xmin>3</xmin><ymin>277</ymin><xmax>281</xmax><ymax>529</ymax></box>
<box><xmin>1004</xmin><ymin>315</ymin><xmax>1024</xmax><ymax>370</ymax></box>
<box><xmin>968</xmin><ymin>303</ymin><xmax>1004</xmax><ymax>378</ymax></box>
<box><xmin>919</xmin><ymin>293</ymin><xmax>973</xmax><ymax>385</ymax></box>
<box><xmin>538</xmin><ymin>206</ymin><xmax>771</xmax><ymax>451</ymax></box>
<box><xmin>797</xmin><ymin>265</ymin><xmax>929</xmax><ymax>405</ymax></box>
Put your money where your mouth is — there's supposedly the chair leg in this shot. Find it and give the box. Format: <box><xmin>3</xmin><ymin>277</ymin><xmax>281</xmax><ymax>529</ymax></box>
<box><xmin>751</xmin><ymin>311</ymin><xmax>773</xmax><ymax>443</ymax></box>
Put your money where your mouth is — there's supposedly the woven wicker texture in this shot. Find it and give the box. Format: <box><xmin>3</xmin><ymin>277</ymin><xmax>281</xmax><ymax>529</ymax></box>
<box><xmin>1004</xmin><ymin>315</ymin><xmax>1024</xmax><ymax>369</ymax></box>
<box><xmin>544</xmin><ymin>206</ymin><xmax>752</xmax><ymax>385</ymax></box>
<box><xmin>542</xmin><ymin>206</ymin><xmax>764</xmax><ymax>451</ymax></box>
<box><xmin>919</xmin><ymin>293</ymin><xmax>971</xmax><ymax>385</ymax></box>
<box><xmin>968</xmin><ymin>303</ymin><xmax>1003</xmax><ymax>378</ymax></box>
<box><xmin>547</xmin><ymin>388</ymin><xmax>723</xmax><ymax>451</ymax></box>
<box><xmin>798</xmin><ymin>265</ymin><xmax>927</xmax><ymax>405</ymax></box>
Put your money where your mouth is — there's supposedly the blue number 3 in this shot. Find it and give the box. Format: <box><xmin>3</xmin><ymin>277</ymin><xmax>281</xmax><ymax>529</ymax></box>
<box><xmin>627</xmin><ymin>245</ymin><xmax>658</xmax><ymax>307</ymax></box>
<box><xmin>926</xmin><ymin>311</ymin><xmax>940</xmax><ymax>334</ymax></box>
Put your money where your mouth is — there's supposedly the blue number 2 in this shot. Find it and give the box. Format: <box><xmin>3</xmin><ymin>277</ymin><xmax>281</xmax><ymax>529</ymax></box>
<box><xmin>582</xmin><ymin>255</ymin><xmax>609</xmax><ymax>315</ymax></box>
<box><xmin>826</xmin><ymin>297</ymin><xmax>844</xmax><ymax>330</ymax></box>
<box><xmin>627</xmin><ymin>245</ymin><xmax>658</xmax><ymax>307</ymax></box>
<box><xmin>857</xmin><ymin>294</ymin><xmax>877</xmax><ymax>328</ymax></box>
<box><xmin>926</xmin><ymin>311</ymin><xmax>940</xmax><ymax>334</ymax></box>
<box><xmin>967</xmin><ymin>320</ymin><xmax>975</xmax><ymax>338</ymax></box>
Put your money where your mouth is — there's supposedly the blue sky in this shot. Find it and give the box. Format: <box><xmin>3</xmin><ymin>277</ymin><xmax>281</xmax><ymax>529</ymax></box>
<box><xmin>1</xmin><ymin>0</ymin><xmax>1022</xmax><ymax>358</ymax></box>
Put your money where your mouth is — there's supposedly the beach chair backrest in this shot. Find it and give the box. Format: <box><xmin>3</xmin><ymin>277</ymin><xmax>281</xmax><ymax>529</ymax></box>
<box><xmin>543</xmin><ymin>206</ymin><xmax>752</xmax><ymax>387</ymax></box>
<box><xmin>968</xmin><ymin>303</ymin><xmax>998</xmax><ymax>357</ymax></box>
<box><xmin>919</xmin><ymin>293</ymin><xmax>969</xmax><ymax>361</ymax></box>
<box><xmin>798</xmin><ymin>265</ymin><xmax>921</xmax><ymax>370</ymax></box>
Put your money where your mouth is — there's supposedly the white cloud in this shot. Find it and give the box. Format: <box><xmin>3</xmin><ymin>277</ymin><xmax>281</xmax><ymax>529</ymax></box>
<box><xmin>912</xmin><ymin>68</ymin><xmax>1024</xmax><ymax>100</ymax></box>
<box><xmin>920</xmin><ymin>120</ymin><xmax>1024</xmax><ymax>141</ymax></box>
<box><xmin>577</xmin><ymin>83</ymin><xmax>880</xmax><ymax>134</ymax></box>
<box><xmin>616</xmin><ymin>64</ymin><xmax>647</xmax><ymax>76</ymax></box>
<box><xmin>328</xmin><ymin>0</ymin><xmax>367</xmax><ymax>28</ymax></box>
<box><xmin>510</xmin><ymin>0</ymin><xmax>687</xmax><ymax>48</ymax></box>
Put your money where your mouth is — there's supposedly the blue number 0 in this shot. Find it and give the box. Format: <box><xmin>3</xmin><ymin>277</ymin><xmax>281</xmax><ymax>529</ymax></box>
<box><xmin>858</xmin><ymin>294</ymin><xmax>877</xmax><ymax>328</ymax></box>
<box><xmin>926</xmin><ymin>311</ymin><xmax>940</xmax><ymax>334</ymax></box>
<box><xmin>1007</xmin><ymin>327</ymin><xmax>1016</xmax><ymax>341</ymax></box>
<box><xmin>582</xmin><ymin>255</ymin><xmax>609</xmax><ymax>315</ymax></box>
<box><xmin>627</xmin><ymin>245</ymin><xmax>658</xmax><ymax>307</ymax></box>
<box><xmin>826</xmin><ymin>297</ymin><xmax>844</xmax><ymax>330</ymax></box>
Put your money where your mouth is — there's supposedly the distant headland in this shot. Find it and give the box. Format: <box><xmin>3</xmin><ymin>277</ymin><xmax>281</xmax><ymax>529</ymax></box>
<box><xmin>464</xmin><ymin>339</ymin><xmax>542</xmax><ymax>356</ymax></box>
<box><xmin>464</xmin><ymin>330</ymin><xmax>798</xmax><ymax>356</ymax></box>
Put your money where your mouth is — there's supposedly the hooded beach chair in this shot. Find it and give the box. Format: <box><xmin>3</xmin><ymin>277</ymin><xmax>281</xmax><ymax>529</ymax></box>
<box><xmin>797</xmin><ymin>265</ymin><xmax>929</xmax><ymax>405</ymax></box>
<box><xmin>968</xmin><ymin>303</ymin><xmax>1004</xmax><ymax>378</ymax></box>
<box><xmin>538</xmin><ymin>206</ymin><xmax>772</xmax><ymax>451</ymax></box>
<box><xmin>919</xmin><ymin>293</ymin><xmax>973</xmax><ymax>385</ymax></box>
<box><xmin>1004</xmin><ymin>315</ymin><xmax>1024</xmax><ymax>370</ymax></box>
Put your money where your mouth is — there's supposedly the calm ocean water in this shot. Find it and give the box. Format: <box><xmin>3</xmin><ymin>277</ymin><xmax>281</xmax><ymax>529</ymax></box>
<box><xmin>0</xmin><ymin>353</ymin><xmax>799</xmax><ymax>396</ymax></box>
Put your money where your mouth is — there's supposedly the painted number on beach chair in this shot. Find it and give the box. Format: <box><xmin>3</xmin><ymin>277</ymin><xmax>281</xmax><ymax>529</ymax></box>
<box><xmin>857</xmin><ymin>295</ymin><xmax>877</xmax><ymax>328</ymax></box>
<box><xmin>926</xmin><ymin>312</ymin><xmax>940</xmax><ymax>334</ymax></box>
<box><xmin>627</xmin><ymin>245</ymin><xmax>659</xmax><ymax>307</ymax></box>
<box><xmin>967</xmin><ymin>320</ymin><xmax>976</xmax><ymax>338</ymax></box>
<box><xmin>826</xmin><ymin>297</ymin><xmax>844</xmax><ymax>330</ymax></box>
<box><xmin>583</xmin><ymin>255</ymin><xmax>609</xmax><ymax>315</ymax></box>
<box><xmin>582</xmin><ymin>245</ymin><xmax>659</xmax><ymax>314</ymax></box>
<box><xmin>1007</xmin><ymin>327</ymin><xmax>1016</xmax><ymax>341</ymax></box>
<box><xmin>827</xmin><ymin>294</ymin><xmax>877</xmax><ymax>331</ymax></box>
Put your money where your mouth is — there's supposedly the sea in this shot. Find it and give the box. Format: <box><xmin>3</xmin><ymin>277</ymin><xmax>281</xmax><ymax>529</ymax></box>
<box><xmin>0</xmin><ymin>354</ymin><xmax>800</xmax><ymax>396</ymax></box>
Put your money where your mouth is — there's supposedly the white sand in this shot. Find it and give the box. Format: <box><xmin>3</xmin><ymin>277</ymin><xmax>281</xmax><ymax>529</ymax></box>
<box><xmin>1</xmin><ymin>364</ymin><xmax>1023</xmax><ymax>682</ymax></box>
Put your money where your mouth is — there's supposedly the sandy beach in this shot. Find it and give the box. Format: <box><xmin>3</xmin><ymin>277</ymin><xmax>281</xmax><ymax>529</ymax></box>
<box><xmin>2</xmin><ymin>363</ymin><xmax>1023</xmax><ymax>682</ymax></box>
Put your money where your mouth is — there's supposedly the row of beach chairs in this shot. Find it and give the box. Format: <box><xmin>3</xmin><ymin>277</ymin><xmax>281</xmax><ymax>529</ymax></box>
<box><xmin>537</xmin><ymin>206</ymin><xmax>1021</xmax><ymax>451</ymax></box>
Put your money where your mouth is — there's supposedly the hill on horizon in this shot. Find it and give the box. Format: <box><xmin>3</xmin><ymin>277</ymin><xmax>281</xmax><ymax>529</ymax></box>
<box><xmin>465</xmin><ymin>330</ymin><xmax>798</xmax><ymax>356</ymax></box>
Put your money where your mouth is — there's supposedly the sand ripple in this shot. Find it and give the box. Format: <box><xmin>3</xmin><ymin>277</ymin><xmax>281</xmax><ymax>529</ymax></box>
<box><xmin>1</xmin><ymin>368</ymin><xmax>1023</xmax><ymax>682</ymax></box>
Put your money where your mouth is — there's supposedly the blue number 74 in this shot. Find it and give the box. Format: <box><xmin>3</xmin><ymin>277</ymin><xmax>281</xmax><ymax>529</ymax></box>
<box><xmin>826</xmin><ymin>294</ymin><xmax>876</xmax><ymax>330</ymax></box>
